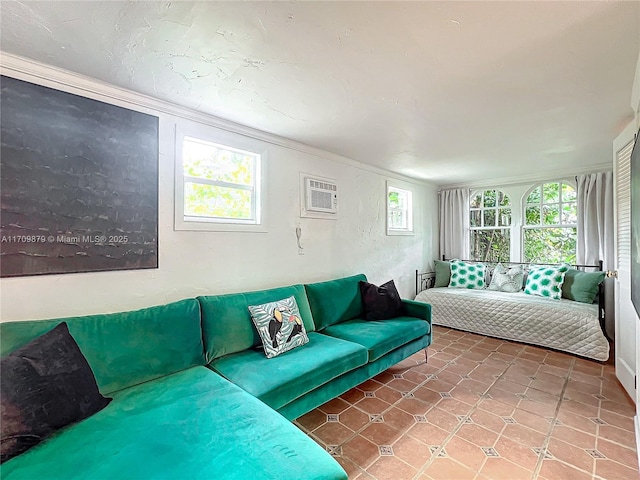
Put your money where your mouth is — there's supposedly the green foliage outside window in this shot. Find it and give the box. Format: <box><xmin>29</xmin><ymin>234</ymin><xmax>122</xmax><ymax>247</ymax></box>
<box><xmin>470</xmin><ymin>190</ymin><xmax>511</xmax><ymax>262</ymax></box>
<box><xmin>471</xmin><ymin>229</ymin><xmax>510</xmax><ymax>262</ymax></box>
<box><xmin>523</xmin><ymin>182</ymin><xmax>577</xmax><ymax>263</ymax></box>
<box><xmin>388</xmin><ymin>187</ymin><xmax>412</xmax><ymax>230</ymax></box>
<box><xmin>523</xmin><ymin>227</ymin><xmax>577</xmax><ymax>264</ymax></box>
<box><xmin>470</xmin><ymin>182</ymin><xmax>578</xmax><ymax>264</ymax></box>
<box><xmin>182</xmin><ymin>137</ymin><xmax>259</xmax><ymax>221</ymax></box>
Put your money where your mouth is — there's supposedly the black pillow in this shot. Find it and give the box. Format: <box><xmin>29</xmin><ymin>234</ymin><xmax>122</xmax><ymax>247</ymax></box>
<box><xmin>0</xmin><ymin>322</ymin><xmax>111</xmax><ymax>463</ymax></box>
<box><xmin>359</xmin><ymin>280</ymin><xmax>403</xmax><ymax>320</ymax></box>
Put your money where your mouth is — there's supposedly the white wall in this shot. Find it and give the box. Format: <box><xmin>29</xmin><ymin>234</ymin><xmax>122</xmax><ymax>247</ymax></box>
<box><xmin>0</xmin><ymin>58</ymin><xmax>438</xmax><ymax>322</ymax></box>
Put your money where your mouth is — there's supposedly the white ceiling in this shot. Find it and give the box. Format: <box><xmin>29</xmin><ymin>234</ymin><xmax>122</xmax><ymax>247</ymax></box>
<box><xmin>1</xmin><ymin>1</ymin><xmax>638</xmax><ymax>186</ymax></box>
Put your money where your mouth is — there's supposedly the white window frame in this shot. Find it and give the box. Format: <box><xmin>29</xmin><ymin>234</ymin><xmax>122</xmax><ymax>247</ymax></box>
<box><xmin>521</xmin><ymin>180</ymin><xmax>577</xmax><ymax>262</ymax></box>
<box><xmin>469</xmin><ymin>189</ymin><xmax>512</xmax><ymax>262</ymax></box>
<box><xmin>174</xmin><ymin>123</ymin><xmax>268</xmax><ymax>232</ymax></box>
<box><xmin>386</xmin><ymin>181</ymin><xmax>414</xmax><ymax>236</ymax></box>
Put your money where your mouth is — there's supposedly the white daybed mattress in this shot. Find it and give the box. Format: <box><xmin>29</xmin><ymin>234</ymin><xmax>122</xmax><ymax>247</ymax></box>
<box><xmin>414</xmin><ymin>287</ymin><xmax>609</xmax><ymax>361</ymax></box>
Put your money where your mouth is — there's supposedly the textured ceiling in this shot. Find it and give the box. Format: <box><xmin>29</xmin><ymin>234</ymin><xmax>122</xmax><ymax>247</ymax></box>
<box><xmin>1</xmin><ymin>1</ymin><xmax>638</xmax><ymax>186</ymax></box>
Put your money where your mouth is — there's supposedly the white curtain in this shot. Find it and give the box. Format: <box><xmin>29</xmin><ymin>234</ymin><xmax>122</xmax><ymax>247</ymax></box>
<box><xmin>439</xmin><ymin>188</ymin><xmax>470</xmax><ymax>260</ymax></box>
<box><xmin>576</xmin><ymin>171</ymin><xmax>614</xmax><ymax>270</ymax></box>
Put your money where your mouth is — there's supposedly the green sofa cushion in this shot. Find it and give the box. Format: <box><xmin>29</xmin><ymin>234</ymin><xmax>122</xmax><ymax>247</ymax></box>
<box><xmin>0</xmin><ymin>299</ymin><xmax>204</xmax><ymax>395</ymax></box>
<box><xmin>561</xmin><ymin>269</ymin><xmax>605</xmax><ymax>304</ymax></box>
<box><xmin>1</xmin><ymin>367</ymin><xmax>346</xmax><ymax>480</ymax></box>
<box><xmin>304</xmin><ymin>274</ymin><xmax>367</xmax><ymax>330</ymax></box>
<box><xmin>279</xmin><ymin>336</ymin><xmax>430</xmax><ymax>420</ymax></box>
<box><xmin>198</xmin><ymin>284</ymin><xmax>315</xmax><ymax>363</ymax></box>
<box><xmin>321</xmin><ymin>316</ymin><xmax>430</xmax><ymax>362</ymax></box>
<box><xmin>210</xmin><ymin>332</ymin><xmax>368</xmax><ymax>410</ymax></box>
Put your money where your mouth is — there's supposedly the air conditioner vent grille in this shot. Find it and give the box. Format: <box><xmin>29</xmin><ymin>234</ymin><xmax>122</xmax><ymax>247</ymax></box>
<box><xmin>304</xmin><ymin>176</ymin><xmax>338</xmax><ymax>214</ymax></box>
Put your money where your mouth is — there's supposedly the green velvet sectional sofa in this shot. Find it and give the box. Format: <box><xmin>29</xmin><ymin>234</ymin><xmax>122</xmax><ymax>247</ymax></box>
<box><xmin>0</xmin><ymin>274</ymin><xmax>432</xmax><ymax>480</ymax></box>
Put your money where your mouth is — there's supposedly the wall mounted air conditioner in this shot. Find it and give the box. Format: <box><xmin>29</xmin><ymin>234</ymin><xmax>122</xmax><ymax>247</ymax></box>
<box><xmin>303</xmin><ymin>176</ymin><xmax>338</xmax><ymax>215</ymax></box>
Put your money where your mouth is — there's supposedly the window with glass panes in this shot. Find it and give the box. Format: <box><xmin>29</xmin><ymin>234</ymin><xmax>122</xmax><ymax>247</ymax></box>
<box><xmin>387</xmin><ymin>185</ymin><xmax>413</xmax><ymax>234</ymax></box>
<box><xmin>523</xmin><ymin>181</ymin><xmax>577</xmax><ymax>263</ymax></box>
<box><xmin>470</xmin><ymin>189</ymin><xmax>511</xmax><ymax>262</ymax></box>
<box><xmin>181</xmin><ymin>136</ymin><xmax>261</xmax><ymax>224</ymax></box>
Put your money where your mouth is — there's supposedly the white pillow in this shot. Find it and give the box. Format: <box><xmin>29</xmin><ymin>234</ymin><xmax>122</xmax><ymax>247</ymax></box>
<box><xmin>488</xmin><ymin>263</ymin><xmax>524</xmax><ymax>293</ymax></box>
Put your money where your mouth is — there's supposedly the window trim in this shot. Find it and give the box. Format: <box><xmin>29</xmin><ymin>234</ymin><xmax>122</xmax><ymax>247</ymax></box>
<box><xmin>386</xmin><ymin>181</ymin><xmax>414</xmax><ymax>236</ymax></box>
<box><xmin>174</xmin><ymin>124</ymin><xmax>268</xmax><ymax>233</ymax></box>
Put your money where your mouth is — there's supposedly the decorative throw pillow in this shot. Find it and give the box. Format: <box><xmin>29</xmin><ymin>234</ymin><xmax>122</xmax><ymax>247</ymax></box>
<box><xmin>524</xmin><ymin>264</ymin><xmax>570</xmax><ymax>300</ymax></box>
<box><xmin>0</xmin><ymin>322</ymin><xmax>111</xmax><ymax>463</ymax></box>
<box><xmin>359</xmin><ymin>280</ymin><xmax>403</xmax><ymax>320</ymax></box>
<box><xmin>488</xmin><ymin>263</ymin><xmax>525</xmax><ymax>293</ymax></box>
<box><xmin>562</xmin><ymin>269</ymin><xmax>606</xmax><ymax>304</ymax></box>
<box><xmin>448</xmin><ymin>260</ymin><xmax>486</xmax><ymax>289</ymax></box>
<box><xmin>248</xmin><ymin>296</ymin><xmax>309</xmax><ymax>358</ymax></box>
<box><xmin>434</xmin><ymin>260</ymin><xmax>451</xmax><ymax>288</ymax></box>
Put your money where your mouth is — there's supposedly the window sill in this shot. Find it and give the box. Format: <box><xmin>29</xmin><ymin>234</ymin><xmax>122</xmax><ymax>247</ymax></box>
<box><xmin>174</xmin><ymin>219</ymin><xmax>268</xmax><ymax>233</ymax></box>
<box><xmin>386</xmin><ymin>229</ymin><xmax>415</xmax><ymax>236</ymax></box>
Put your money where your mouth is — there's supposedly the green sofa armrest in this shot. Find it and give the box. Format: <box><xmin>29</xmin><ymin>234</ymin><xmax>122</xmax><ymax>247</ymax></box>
<box><xmin>402</xmin><ymin>299</ymin><xmax>431</xmax><ymax>321</ymax></box>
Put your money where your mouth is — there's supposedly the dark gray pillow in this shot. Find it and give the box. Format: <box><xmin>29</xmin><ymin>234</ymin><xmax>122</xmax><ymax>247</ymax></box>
<box><xmin>359</xmin><ymin>280</ymin><xmax>403</xmax><ymax>320</ymax></box>
<box><xmin>0</xmin><ymin>322</ymin><xmax>111</xmax><ymax>463</ymax></box>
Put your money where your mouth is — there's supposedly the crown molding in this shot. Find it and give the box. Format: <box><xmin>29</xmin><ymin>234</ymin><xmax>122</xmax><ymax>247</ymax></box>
<box><xmin>439</xmin><ymin>162</ymin><xmax>613</xmax><ymax>190</ymax></box>
<box><xmin>0</xmin><ymin>51</ymin><xmax>435</xmax><ymax>189</ymax></box>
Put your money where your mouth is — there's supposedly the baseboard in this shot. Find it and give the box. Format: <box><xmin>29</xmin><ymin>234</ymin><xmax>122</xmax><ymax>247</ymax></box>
<box><xmin>635</xmin><ymin>415</ymin><xmax>640</xmax><ymax>468</ymax></box>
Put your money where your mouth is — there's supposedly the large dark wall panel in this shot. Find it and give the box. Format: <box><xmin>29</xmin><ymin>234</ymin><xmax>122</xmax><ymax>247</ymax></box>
<box><xmin>0</xmin><ymin>75</ymin><xmax>159</xmax><ymax>277</ymax></box>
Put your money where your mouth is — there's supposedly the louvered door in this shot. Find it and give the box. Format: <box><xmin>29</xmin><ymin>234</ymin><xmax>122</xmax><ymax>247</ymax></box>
<box><xmin>614</xmin><ymin>136</ymin><xmax>636</xmax><ymax>400</ymax></box>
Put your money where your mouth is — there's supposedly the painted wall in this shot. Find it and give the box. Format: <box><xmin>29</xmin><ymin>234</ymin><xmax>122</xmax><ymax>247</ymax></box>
<box><xmin>0</xmin><ymin>63</ymin><xmax>438</xmax><ymax>322</ymax></box>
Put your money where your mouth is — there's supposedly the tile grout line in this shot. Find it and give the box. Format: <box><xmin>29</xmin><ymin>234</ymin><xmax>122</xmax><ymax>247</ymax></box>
<box><xmin>530</xmin><ymin>356</ymin><xmax>576</xmax><ymax>480</ymax></box>
<box><xmin>320</xmin><ymin>348</ymin><xmax>462</xmax><ymax>477</ymax></box>
<box><xmin>334</xmin><ymin>338</ymin><xmax>491</xmax><ymax>478</ymax></box>
<box><xmin>592</xmin><ymin>363</ymin><xmax>606</xmax><ymax>480</ymax></box>
<box><xmin>316</xmin><ymin>330</ymin><xmax>602</xmax><ymax>480</ymax></box>
<box><xmin>412</xmin><ymin>344</ymin><xmax>524</xmax><ymax>479</ymax></box>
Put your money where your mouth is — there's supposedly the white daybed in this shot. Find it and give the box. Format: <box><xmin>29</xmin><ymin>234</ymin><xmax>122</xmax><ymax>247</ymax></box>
<box><xmin>414</xmin><ymin>265</ymin><xmax>610</xmax><ymax>362</ymax></box>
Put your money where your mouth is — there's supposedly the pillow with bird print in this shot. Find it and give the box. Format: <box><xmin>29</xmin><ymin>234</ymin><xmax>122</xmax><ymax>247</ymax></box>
<box><xmin>248</xmin><ymin>296</ymin><xmax>309</xmax><ymax>358</ymax></box>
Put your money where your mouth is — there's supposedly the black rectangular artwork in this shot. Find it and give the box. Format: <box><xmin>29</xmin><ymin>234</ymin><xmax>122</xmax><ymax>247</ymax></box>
<box><xmin>0</xmin><ymin>75</ymin><xmax>159</xmax><ymax>277</ymax></box>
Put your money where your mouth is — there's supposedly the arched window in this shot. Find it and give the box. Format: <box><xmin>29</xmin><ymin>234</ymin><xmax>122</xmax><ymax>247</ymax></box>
<box><xmin>523</xmin><ymin>181</ymin><xmax>577</xmax><ymax>263</ymax></box>
<box><xmin>470</xmin><ymin>189</ymin><xmax>511</xmax><ymax>262</ymax></box>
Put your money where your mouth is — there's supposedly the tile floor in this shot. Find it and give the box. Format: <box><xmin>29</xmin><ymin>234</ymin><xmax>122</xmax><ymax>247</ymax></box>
<box><xmin>295</xmin><ymin>326</ymin><xmax>639</xmax><ymax>480</ymax></box>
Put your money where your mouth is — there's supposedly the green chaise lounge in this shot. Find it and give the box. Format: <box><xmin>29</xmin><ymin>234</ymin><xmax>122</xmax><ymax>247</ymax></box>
<box><xmin>0</xmin><ymin>299</ymin><xmax>346</xmax><ymax>480</ymax></box>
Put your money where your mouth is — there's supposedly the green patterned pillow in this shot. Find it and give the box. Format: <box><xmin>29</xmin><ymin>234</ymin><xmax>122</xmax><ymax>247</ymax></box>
<box><xmin>248</xmin><ymin>296</ymin><xmax>309</xmax><ymax>358</ymax></box>
<box><xmin>524</xmin><ymin>264</ymin><xmax>570</xmax><ymax>300</ymax></box>
<box><xmin>488</xmin><ymin>263</ymin><xmax>525</xmax><ymax>293</ymax></box>
<box><xmin>448</xmin><ymin>260</ymin><xmax>486</xmax><ymax>289</ymax></box>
